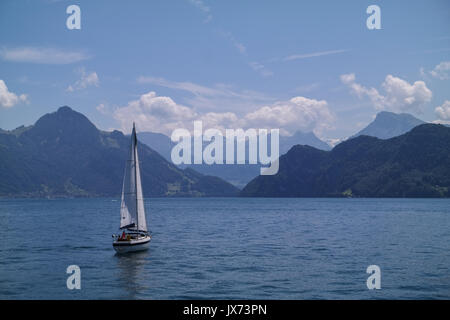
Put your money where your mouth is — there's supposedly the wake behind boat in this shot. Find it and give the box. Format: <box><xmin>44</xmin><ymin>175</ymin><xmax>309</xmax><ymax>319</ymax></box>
<box><xmin>113</xmin><ymin>123</ymin><xmax>151</xmax><ymax>253</ymax></box>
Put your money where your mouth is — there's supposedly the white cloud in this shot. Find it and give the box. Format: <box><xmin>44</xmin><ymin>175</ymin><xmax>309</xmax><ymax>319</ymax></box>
<box><xmin>283</xmin><ymin>49</ymin><xmax>349</xmax><ymax>61</ymax></box>
<box><xmin>340</xmin><ymin>73</ymin><xmax>356</xmax><ymax>84</ymax></box>
<box><xmin>199</xmin><ymin>112</ymin><xmax>242</xmax><ymax>132</ymax></box>
<box><xmin>114</xmin><ymin>91</ymin><xmax>244</xmax><ymax>135</ymax></box>
<box><xmin>113</xmin><ymin>91</ymin><xmax>334</xmax><ymax>137</ymax></box>
<box><xmin>188</xmin><ymin>0</ymin><xmax>212</xmax><ymax>23</ymax></box>
<box><xmin>67</xmin><ymin>68</ymin><xmax>99</xmax><ymax>92</ymax></box>
<box><xmin>419</xmin><ymin>67</ymin><xmax>427</xmax><ymax>78</ymax></box>
<box><xmin>294</xmin><ymin>83</ymin><xmax>320</xmax><ymax>93</ymax></box>
<box><xmin>429</xmin><ymin>61</ymin><xmax>450</xmax><ymax>80</ymax></box>
<box><xmin>96</xmin><ymin>103</ymin><xmax>108</xmax><ymax>115</ymax></box>
<box><xmin>137</xmin><ymin>76</ymin><xmax>272</xmax><ymax>114</ymax></box>
<box><xmin>216</xmin><ymin>30</ymin><xmax>275</xmax><ymax>78</ymax></box>
<box><xmin>244</xmin><ymin>96</ymin><xmax>335</xmax><ymax>136</ymax></box>
<box><xmin>0</xmin><ymin>80</ymin><xmax>28</xmax><ymax>108</ymax></box>
<box><xmin>218</xmin><ymin>31</ymin><xmax>247</xmax><ymax>55</ymax></box>
<box><xmin>435</xmin><ymin>100</ymin><xmax>450</xmax><ymax>120</ymax></box>
<box><xmin>0</xmin><ymin>47</ymin><xmax>90</xmax><ymax>64</ymax></box>
<box><xmin>431</xmin><ymin>119</ymin><xmax>450</xmax><ymax>125</ymax></box>
<box><xmin>137</xmin><ymin>76</ymin><xmax>223</xmax><ymax>97</ymax></box>
<box><xmin>323</xmin><ymin>137</ymin><xmax>345</xmax><ymax>148</ymax></box>
<box><xmin>114</xmin><ymin>91</ymin><xmax>198</xmax><ymax>135</ymax></box>
<box><xmin>249</xmin><ymin>62</ymin><xmax>273</xmax><ymax>78</ymax></box>
<box><xmin>341</xmin><ymin>73</ymin><xmax>432</xmax><ymax>113</ymax></box>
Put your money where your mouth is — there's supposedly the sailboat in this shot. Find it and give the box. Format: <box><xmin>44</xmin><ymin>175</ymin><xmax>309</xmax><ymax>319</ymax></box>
<box><xmin>113</xmin><ymin>123</ymin><xmax>151</xmax><ymax>253</ymax></box>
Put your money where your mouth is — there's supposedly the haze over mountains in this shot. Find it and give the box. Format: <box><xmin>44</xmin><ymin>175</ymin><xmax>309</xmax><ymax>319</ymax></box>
<box><xmin>241</xmin><ymin>124</ymin><xmax>450</xmax><ymax>198</ymax></box>
<box><xmin>0</xmin><ymin>107</ymin><xmax>239</xmax><ymax>197</ymax></box>
<box><xmin>139</xmin><ymin>111</ymin><xmax>428</xmax><ymax>188</ymax></box>
<box><xmin>1</xmin><ymin>107</ymin><xmax>445</xmax><ymax>198</ymax></box>
<box><xmin>139</xmin><ymin>128</ymin><xmax>330</xmax><ymax>188</ymax></box>
<box><xmin>140</xmin><ymin>129</ymin><xmax>331</xmax><ymax>163</ymax></box>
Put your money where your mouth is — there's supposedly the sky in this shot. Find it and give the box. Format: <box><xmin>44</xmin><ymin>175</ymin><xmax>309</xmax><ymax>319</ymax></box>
<box><xmin>0</xmin><ymin>0</ymin><xmax>449</xmax><ymax>142</ymax></box>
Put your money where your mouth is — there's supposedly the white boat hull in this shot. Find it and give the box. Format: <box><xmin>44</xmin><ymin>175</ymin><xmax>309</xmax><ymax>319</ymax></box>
<box><xmin>113</xmin><ymin>235</ymin><xmax>151</xmax><ymax>253</ymax></box>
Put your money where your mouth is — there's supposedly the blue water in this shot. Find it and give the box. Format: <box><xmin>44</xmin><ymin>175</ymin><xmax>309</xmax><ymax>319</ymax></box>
<box><xmin>0</xmin><ymin>198</ymin><xmax>449</xmax><ymax>299</ymax></box>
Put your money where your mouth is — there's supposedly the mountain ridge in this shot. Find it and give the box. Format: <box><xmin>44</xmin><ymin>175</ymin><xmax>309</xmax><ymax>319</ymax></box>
<box><xmin>138</xmin><ymin>129</ymin><xmax>331</xmax><ymax>188</ymax></box>
<box><xmin>352</xmin><ymin>111</ymin><xmax>425</xmax><ymax>140</ymax></box>
<box><xmin>241</xmin><ymin>123</ymin><xmax>450</xmax><ymax>198</ymax></box>
<box><xmin>0</xmin><ymin>106</ymin><xmax>239</xmax><ymax>198</ymax></box>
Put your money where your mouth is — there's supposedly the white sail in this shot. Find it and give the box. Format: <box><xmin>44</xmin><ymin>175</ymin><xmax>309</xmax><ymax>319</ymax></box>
<box><xmin>119</xmin><ymin>123</ymin><xmax>147</xmax><ymax>231</ymax></box>
<box><xmin>135</xmin><ymin>141</ymin><xmax>147</xmax><ymax>231</ymax></box>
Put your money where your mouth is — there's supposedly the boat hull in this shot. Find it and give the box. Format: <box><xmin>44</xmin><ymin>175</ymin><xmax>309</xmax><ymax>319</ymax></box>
<box><xmin>113</xmin><ymin>235</ymin><xmax>151</xmax><ymax>253</ymax></box>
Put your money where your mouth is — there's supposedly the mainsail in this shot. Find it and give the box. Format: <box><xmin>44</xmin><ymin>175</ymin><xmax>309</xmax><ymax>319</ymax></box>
<box><xmin>120</xmin><ymin>123</ymin><xmax>147</xmax><ymax>232</ymax></box>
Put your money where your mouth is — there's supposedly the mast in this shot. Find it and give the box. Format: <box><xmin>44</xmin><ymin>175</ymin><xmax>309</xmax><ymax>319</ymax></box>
<box><xmin>133</xmin><ymin>122</ymin><xmax>139</xmax><ymax>232</ymax></box>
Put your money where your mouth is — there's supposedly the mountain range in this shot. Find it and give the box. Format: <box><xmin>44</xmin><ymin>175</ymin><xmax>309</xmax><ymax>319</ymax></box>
<box><xmin>139</xmin><ymin>128</ymin><xmax>331</xmax><ymax>188</ymax></box>
<box><xmin>138</xmin><ymin>111</ymin><xmax>428</xmax><ymax>188</ymax></box>
<box><xmin>1</xmin><ymin>107</ymin><xmax>443</xmax><ymax>198</ymax></box>
<box><xmin>0</xmin><ymin>107</ymin><xmax>239</xmax><ymax>197</ymax></box>
<box><xmin>140</xmin><ymin>129</ymin><xmax>331</xmax><ymax>161</ymax></box>
<box><xmin>241</xmin><ymin>124</ymin><xmax>450</xmax><ymax>197</ymax></box>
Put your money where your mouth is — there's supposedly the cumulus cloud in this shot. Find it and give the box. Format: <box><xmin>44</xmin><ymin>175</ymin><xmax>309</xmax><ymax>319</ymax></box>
<box><xmin>114</xmin><ymin>91</ymin><xmax>241</xmax><ymax>135</ymax></box>
<box><xmin>0</xmin><ymin>47</ymin><xmax>90</xmax><ymax>64</ymax></box>
<box><xmin>429</xmin><ymin>61</ymin><xmax>450</xmax><ymax>80</ymax></box>
<box><xmin>435</xmin><ymin>100</ymin><xmax>450</xmax><ymax>120</ymax></box>
<box><xmin>244</xmin><ymin>96</ymin><xmax>334</xmax><ymax>135</ymax></box>
<box><xmin>341</xmin><ymin>73</ymin><xmax>432</xmax><ymax>113</ymax></box>
<box><xmin>199</xmin><ymin>112</ymin><xmax>242</xmax><ymax>132</ymax></box>
<box><xmin>113</xmin><ymin>91</ymin><xmax>334</xmax><ymax>137</ymax></box>
<box><xmin>114</xmin><ymin>91</ymin><xmax>197</xmax><ymax>135</ymax></box>
<box><xmin>67</xmin><ymin>68</ymin><xmax>99</xmax><ymax>92</ymax></box>
<box><xmin>0</xmin><ymin>80</ymin><xmax>28</xmax><ymax>108</ymax></box>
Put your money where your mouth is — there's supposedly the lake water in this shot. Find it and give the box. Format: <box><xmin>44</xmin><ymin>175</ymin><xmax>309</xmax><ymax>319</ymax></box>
<box><xmin>0</xmin><ymin>197</ymin><xmax>449</xmax><ymax>299</ymax></box>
